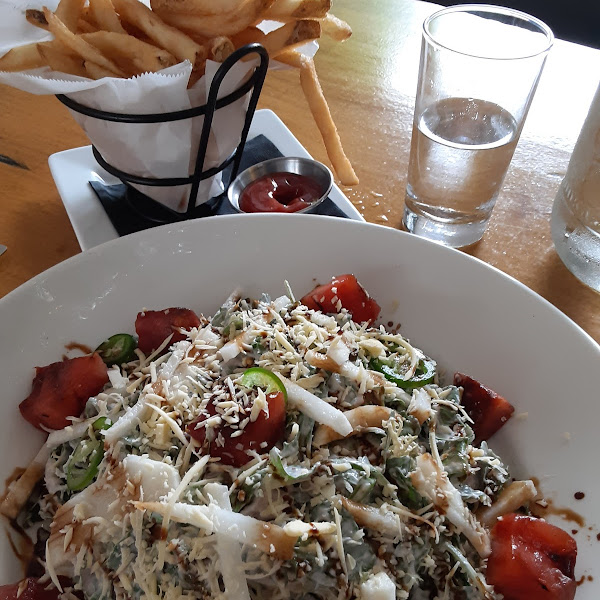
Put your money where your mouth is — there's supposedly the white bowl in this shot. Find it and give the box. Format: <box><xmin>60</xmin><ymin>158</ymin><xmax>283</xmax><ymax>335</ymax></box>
<box><xmin>0</xmin><ymin>214</ymin><xmax>598</xmax><ymax>594</ymax></box>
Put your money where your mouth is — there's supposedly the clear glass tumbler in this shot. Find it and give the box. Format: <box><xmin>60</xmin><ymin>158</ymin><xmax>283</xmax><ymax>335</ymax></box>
<box><xmin>403</xmin><ymin>5</ymin><xmax>554</xmax><ymax>247</ymax></box>
<box><xmin>551</xmin><ymin>81</ymin><xmax>600</xmax><ymax>292</ymax></box>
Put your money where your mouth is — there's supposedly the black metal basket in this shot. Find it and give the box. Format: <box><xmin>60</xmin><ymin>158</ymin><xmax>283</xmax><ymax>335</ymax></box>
<box><xmin>56</xmin><ymin>43</ymin><xmax>269</xmax><ymax>223</ymax></box>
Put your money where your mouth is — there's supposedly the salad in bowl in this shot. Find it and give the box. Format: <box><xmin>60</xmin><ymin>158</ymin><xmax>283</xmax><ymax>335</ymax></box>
<box><xmin>0</xmin><ymin>275</ymin><xmax>578</xmax><ymax>600</ymax></box>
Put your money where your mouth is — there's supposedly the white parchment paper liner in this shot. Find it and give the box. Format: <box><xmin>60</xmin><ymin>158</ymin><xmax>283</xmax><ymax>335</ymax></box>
<box><xmin>0</xmin><ymin>56</ymin><xmax>261</xmax><ymax>211</ymax></box>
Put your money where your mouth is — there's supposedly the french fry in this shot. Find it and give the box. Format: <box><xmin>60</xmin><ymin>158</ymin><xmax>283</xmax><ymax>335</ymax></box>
<box><xmin>264</xmin><ymin>0</ymin><xmax>331</xmax><ymax>21</ymax></box>
<box><xmin>25</xmin><ymin>9</ymin><xmax>49</xmax><ymax>31</ymax></box>
<box><xmin>207</xmin><ymin>37</ymin><xmax>235</xmax><ymax>63</ymax></box>
<box><xmin>77</xmin><ymin>18</ymin><xmax>98</xmax><ymax>34</ymax></box>
<box><xmin>84</xmin><ymin>60</ymin><xmax>120</xmax><ymax>79</ymax></box>
<box><xmin>55</xmin><ymin>0</ymin><xmax>87</xmax><ymax>32</ymax></box>
<box><xmin>299</xmin><ymin>55</ymin><xmax>358</xmax><ymax>185</ymax></box>
<box><xmin>231</xmin><ymin>26</ymin><xmax>267</xmax><ymax>49</ymax></box>
<box><xmin>119</xmin><ymin>20</ymin><xmax>154</xmax><ymax>44</ymax></box>
<box><xmin>44</xmin><ymin>8</ymin><xmax>126</xmax><ymax>76</ymax></box>
<box><xmin>192</xmin><ymin>44</ymin><xmax>208</xmax><ymax>74</ymax></box>
<box><xmin>0</xmin><ymin>43</ymin><xmax>45</xmax><ymax>72</ymax></box>
<box><xmin>89</xmin><ymin>0</ymin><xmax>127</xmax><ymax>34</ymax></box>
<box><xmin>154</xmin><ymin>0</ymin><xmax>276</xmax><ymax>38</ymax></box>
<box><xmin>37</xmin><ymin>41</ymin><xmax>87</xmax><ymax>77</ymax></box>
<box><xmin>77</xmin><ymin>6</ymin><xmax>100</xmax><ymax>33</ymax></box>
<box><xmin>112</xmin><ymin>0</ymin><xmax>203</xmax><ymax>65</ymax></box>
<box><xmin>150</xmin><ymin>0</ymin><xmax>247</xmax><ymax>16</ymax></box>
<box><xmin>80</xmin><ymin>5</ymin><xmax>97</xmax><ymax>25</ymax></box>
<box><xmin>81</xmin><ymin>31</ymin><xmax>178</xmax><ymax>75</ymax></box>
<box><xmin>260</xmin><ymin>19</ymin><xmax>320</xmax><ymax>57</ymax></box>
<box><xmin>273</xmin><ymin>48</ymin><xmax>303</xmax><ymax>68</ymax></box>
<box><xmin>320</xmin><ymin>13</ymin><xmax>352</xmax><ymax>42</ymax></box>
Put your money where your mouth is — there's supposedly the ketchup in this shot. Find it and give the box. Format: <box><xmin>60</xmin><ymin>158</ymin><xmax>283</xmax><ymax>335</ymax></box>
<box><xmin>239</xmin><ymin>172</ymin><xmax>323</xmax><ymax>213</ymax></box>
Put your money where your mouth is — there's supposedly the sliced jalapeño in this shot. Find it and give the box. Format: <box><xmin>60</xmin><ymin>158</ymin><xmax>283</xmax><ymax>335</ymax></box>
<box><xmin>66</xmin><ymin>438</ymin><xmax>104</xmax><ymax>491</ymax></box>
<box><xmin>241</xmin><ymin>367</ymin><xmax>287</xmax><ymax>401</ymax></box>
<box><xmin>371</xmin><ymin>357</ymin><xmax>436</xmax><ymax>390</ymax></box>
<box><xmin>95</xmin><ymin>333</ymin><xmax>137</xmax><ymax>366</ymax></box>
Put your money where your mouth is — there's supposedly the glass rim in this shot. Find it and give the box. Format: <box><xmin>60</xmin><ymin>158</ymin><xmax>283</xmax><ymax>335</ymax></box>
<box><xmin>423</xmin><ymin>3</ymin><xmax>554</xmax><ymax>60</ymax></box>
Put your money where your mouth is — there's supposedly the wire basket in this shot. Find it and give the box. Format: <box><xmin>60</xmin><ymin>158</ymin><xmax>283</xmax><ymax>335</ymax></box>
<box><xmin>56</xmin><ymin>43</ymin><xmax>269</xmax><ymax>223</ymax></box>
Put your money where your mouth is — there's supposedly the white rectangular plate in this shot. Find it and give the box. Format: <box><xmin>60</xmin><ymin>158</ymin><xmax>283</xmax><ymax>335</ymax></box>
<box><xmin>48</xmin><ymin>109</ymin><xmax>363</xmax><ymax>251</ymax></box>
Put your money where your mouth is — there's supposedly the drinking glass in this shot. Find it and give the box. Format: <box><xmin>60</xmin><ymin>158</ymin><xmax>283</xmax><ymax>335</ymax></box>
<box><xmin>551</xmin><ymin>80</ymin><xmax>600</xmax><ymax>292</ymax></box>
<box><xmin>403</xmin><ymin>4</ymin><xmax>553</xmax><ymax>247</ymax></box>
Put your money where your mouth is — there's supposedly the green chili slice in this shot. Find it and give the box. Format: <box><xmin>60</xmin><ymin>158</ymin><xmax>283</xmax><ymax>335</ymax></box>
<box><xmin>66</xmin><ymin>438</ymin><xmax>104</xmax><ymax>491</ymax></box>
<box><xmin>269</xmin><ymin>447</ymin><xmax>316</xmax><ymax>482</ymax></box>
<box><xmin>95</xmin><ymin>333</ymin><xmax>137</xmax><ymax>366</ymax></box>
<box><xmin>93</xmin><ymin>416</ymin><xmax>111</xmax><ymax>431</ymax></box>
<box><xmin>241</xmin><ymin>367</ymin><xmax>287</xmax><ymax>401</ymax></box>
<box><xmin>370</xmin><ymin>357</ymin><xmax>436</xmax><ymax>390</ymax></box>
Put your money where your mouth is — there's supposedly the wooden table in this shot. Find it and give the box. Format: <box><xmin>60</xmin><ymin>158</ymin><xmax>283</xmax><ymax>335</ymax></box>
<box><xmin>1</xmin><ymin>0</ymin><xmax>599</xmax><ymax>342</ymax></box>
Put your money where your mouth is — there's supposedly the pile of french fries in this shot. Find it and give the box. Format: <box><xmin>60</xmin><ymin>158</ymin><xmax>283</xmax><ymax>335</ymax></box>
<box><xmin>0</xmin><ymin>0</ymin><xmax>358</xmax><ymax>184</ymax></box>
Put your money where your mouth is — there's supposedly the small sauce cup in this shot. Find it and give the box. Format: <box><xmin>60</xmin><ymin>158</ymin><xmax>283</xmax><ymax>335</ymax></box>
<box><xmin>227</xmin><ymin>157</ymin><xmax>333</xmax><ymax>214</ymax></box>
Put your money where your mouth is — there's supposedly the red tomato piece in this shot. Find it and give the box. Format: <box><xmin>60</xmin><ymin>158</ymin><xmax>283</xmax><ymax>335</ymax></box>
<box><xmin>19</xmin><ymin>353</ymin><xmax>108</xmax><ymax>431</ymax></box>
<box><xmin>135</xmin><ymin>307</ymin><xmax>201</xmax><ymax>354</ymax></box>
<box><xmin>300</xmin><ymin>274</ymin><xmax>381</xmax><ymax>324</ymax></box>
<box><xmin>0</xmin><ymin>578</ymin><xmax>61</xmax><ymax>600</ymax></box>
<box><xmin>454</xmin><ymin>373</ymin><xmax>514</xmax><ymax>443</ymax></box>
<box><xmin>188</xmin><ymin>391</ymin><xmax>286</xmax><ymax>467</ymax></box>
<box><xmin>487</xmin><ymin>514</ymin><xmax>577</xmax><ymax>600</ymax></box>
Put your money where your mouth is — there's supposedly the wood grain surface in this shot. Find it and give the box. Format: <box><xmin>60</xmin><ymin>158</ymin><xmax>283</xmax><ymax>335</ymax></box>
<box><xmin>0</xmin><ymin>0</ymin><xmax>599</xmax><ymax>342</ymax></box>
